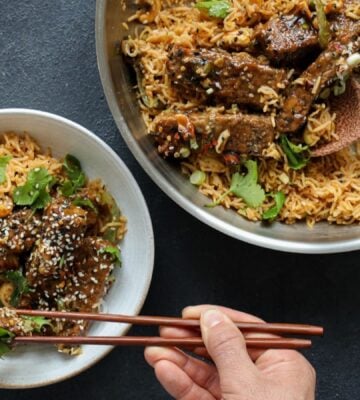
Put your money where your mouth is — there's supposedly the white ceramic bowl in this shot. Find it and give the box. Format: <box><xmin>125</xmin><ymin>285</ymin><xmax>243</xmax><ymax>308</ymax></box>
<box><xmin>0</xmin><ymin>109</ymin><xmax>154</xmax><ymax>388</ymax></box>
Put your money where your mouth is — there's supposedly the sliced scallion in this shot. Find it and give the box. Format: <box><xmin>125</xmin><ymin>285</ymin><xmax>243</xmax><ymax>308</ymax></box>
<box><xmin>347</xmin><ymin>53</ymin><xmax>360</xmax><ymax>68</ymax></box>
<box><xmin>190</xmin><ymin>170</ymin><xmax>206</xmax><ymax>186</ymax></box>
<box><xmin>190</xmin><ymin>138</ymin><xmax>199</xmax><ymax>150</ymax></box>
<box><xmin>179</xmin><ymin>147</ymin><xmax>191</xmax><ymax>158</ymax></box>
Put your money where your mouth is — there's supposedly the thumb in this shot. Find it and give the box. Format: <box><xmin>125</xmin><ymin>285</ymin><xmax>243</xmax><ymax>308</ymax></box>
<box><xmin>201</xmin><ymin>309</ymin><xmax>258</xmax><ymax>390</ymax></box>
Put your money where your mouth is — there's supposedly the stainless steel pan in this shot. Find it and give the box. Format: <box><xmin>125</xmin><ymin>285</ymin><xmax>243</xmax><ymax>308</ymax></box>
<box><xmin>95</xmin><ymin>0</ymin><xmax>360</xmax><ymax>253</ymax></box>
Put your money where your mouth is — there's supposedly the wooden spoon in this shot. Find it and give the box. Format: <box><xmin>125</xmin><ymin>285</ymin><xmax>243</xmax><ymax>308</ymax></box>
<box><xmin>311</xmin><ymin>76</ymin><xmax>360</xmax><ymax>157</ymax></box>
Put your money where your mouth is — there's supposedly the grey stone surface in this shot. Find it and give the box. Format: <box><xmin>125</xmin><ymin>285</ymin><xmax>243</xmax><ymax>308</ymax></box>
<box><xmin>0</xmin><ymin>1</ymin><xmax>359</xmax><ymax>399</ymax></box>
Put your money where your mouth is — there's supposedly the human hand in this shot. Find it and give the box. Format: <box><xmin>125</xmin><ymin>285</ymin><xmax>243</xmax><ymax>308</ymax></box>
<box><xmin>145</xmin><ymin>305</ymin><xmax>316</xmax><ymax>400</ymax></box>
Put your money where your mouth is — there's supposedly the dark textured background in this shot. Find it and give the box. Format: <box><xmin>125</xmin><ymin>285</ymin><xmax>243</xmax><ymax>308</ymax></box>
<box><xmin>0</xmin><ymin>1</ymin><xmax>359</xmax><ymax>399</ymax></box>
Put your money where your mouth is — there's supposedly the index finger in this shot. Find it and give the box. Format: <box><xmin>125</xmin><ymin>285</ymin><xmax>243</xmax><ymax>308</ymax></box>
<box><xmin>160</xmin><ymin>305</ymin><xmax>264</xmax><ymax>339</ymax></box>
<box><xmin>182</xmin><ymin>305</ymin><xmax>276</xmax><ymax>361</ymax></box>
<box><xmin>182</xmin><ymin>305</ymin><xmax>265</xmax><ymax>323</ymax></box>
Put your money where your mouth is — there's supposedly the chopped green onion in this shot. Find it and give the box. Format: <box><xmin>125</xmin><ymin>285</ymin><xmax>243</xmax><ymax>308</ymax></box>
<box><xmin>279</xmin><ymin>173</ymin><xmax>290</xmax><ymax>185</ymax></box>
<box><xmin>333</xmin><ymin>80</ymin><xmax>347</xmax><ymax>96</ymax></box>
<box><xmin>319</xmin><ymin>87</ymin><xmax>331</xmax><ymax>99</ymax></box>
<box><xmin>347</xmin><ymin>53</ymin><xmax>360</xmax><ymax>68</ymax></box>
<box><xmin>314</xmin><ymin>0</ymin><xmax>331</xmax><ymax>49</ymax></box>
<box><xmin>190</xmin><ymin>138</ymin><xmax>199</xmax><ymax>150</ymax></box>
<box><xmin>190</xmin><ymin>170</ymin><xmax>206</xmax><ymax>186</ymax></box>
<box><xmin>23</xmin><ymin>316</ymin><xmax>53</xmax><ymax>334</ymax></box>
<box><xmin>179</xmin><ymin>147</ymin><xmax>191</xmax><ymax>158</ymax></box>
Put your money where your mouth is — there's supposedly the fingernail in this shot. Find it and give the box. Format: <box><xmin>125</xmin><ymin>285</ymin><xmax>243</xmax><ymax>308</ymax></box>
<box><xmin>203</xmin><ymin>309</ymin><xmax>224</xmax><ymax>328</ymax></box>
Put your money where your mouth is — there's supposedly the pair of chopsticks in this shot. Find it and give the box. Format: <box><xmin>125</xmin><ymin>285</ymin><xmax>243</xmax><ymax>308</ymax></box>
<box><xmin>14</xmin><ymin>309</ymin><xmax>323</xmax><ymax>349</ymax></box>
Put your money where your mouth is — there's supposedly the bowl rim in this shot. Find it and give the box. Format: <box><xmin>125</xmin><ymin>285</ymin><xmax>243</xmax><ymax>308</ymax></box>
<box><xmin>95</xmin><ymin>0</ymin><xmax>360</xmax><ymax>254</ymax></box>
<box><xmin>0</xmin><ymin>107</ymin><xmax>155</xmax><ymax>388</ymax></box>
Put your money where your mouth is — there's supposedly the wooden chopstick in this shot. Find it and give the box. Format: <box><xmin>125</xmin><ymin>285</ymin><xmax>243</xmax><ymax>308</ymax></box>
<box><xmin>14</xmin><ymin>336</ymin><xmax>312</xmax><ymax>349</ymax></box>
<box><xmin>16</xmin><ymin>309</ymin><xmax>324</xmax><ymax>336</ymax></box>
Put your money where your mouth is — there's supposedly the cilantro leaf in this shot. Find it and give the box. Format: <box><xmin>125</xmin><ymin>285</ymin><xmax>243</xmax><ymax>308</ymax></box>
<box><xmin>73</xmin><ymin>197</ymin><xmax>98</xmax><ymax>213</ymax></box>
<box><xmin>0</xmin><ymin>342</ymin><xmax>11</xmax><ymax>358</ymax></box>
<box><xmin>63</xmin><ymin>155</ymin><xmax>82</xmax><ymax>180</ymax></box>
<box><xmin>0</xmin><ymin>328</ymin><xmax>14</xmax><ymax>358</ymax></box>
<box><xmin>280</xmin><ymin>135</ymin><xmax>309</xmax><ymax>170</ymax></box>
<box><xmin>100</xmin><ymin>246</ymin><xmax>122</xmax><ymax>266</ymax></box>
<box><xmin>4</xmin><ymin>270</ymin><xmax>29</xmax><ymax>307</ymax></box>
<box><xmin>13</xmin><ymin>168</ymin><xmax>55</xmax><ymax>209</ymax></box>
<box><xmin>262</xmin><ymin>192</ymin><xmax>286</xmax><ymax>221</ymax></box>
<box><xmin>0</xmin><ymin>327</ymin><xmax>14</xmax><ymax>338</ymax></box>
<box><xmin>32</xmin><ymin>190</ymin><xmax>52</xmax><ymax>210</ymax></box>
<box><xmin>13</xmin><ymin>182</ymin><xmax>39</xmax><ymax>206</ymax></box>
<box><xmin>0</xmin><ymin>156</ymin><xmax>11</xmax><ymax>185</ymax></box>
<box><xmin>23</xmin><ymin>316</ymin><xmax>52</xmax><ymax>334</ymax></box>
<box><xmin>195</xmin><ymin>0</ymin><xmax>231</xmax><ymax>19</ymax></box>
<box><xmin>27</xmin><ymin>168</ymin><xmax>54</xmax><ymax>187</ymax></box>
<box><xmin>230</xmin><ymin>160</ymin><xmax>266</xmax><ymax>207</ymax></box>
<box><xmin>207</xmin><ymin>160</ymin><xmax>265</xmax><ymax>208</ymax></box>
<box><xmin>60</xmin><ymin>180</ymin><xmax>75</xmax><ymax>197</ymax></box>
<box><xmin>61</xmin><ymin>155</ymin><xmax>86</xmax><ymax>196</ymax></box>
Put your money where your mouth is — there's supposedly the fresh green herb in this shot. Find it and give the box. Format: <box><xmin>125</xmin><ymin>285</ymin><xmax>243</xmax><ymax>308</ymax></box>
<box><xmin>229</xmin><ymin>161</ymin><xmax>266</xmax><ymax>207</ymax></box>
<box><xmin>101</xmin><ymin>191</ymin><xmax>122</xmax><ymax>244</ymax></box>
<box><xmin>13</xmin><ymin>168</ymin><xmax>55</xmax><ymax>209</ymax></box>
<box><xmin>0</xmin><ymin>342</ymin><xmax>11</xmax><ymax>358</ymax></box>
<box><xmin>103</xmin><ymin>228</ymin><xmax>117</xmax><ymax>244</ymax></box>
<box><xmin>262</xmin><ymin>192</ymin><xmax>286</xmax><ymax>221</ymax></box>
<box><xmin>100</xmin><ymin>246</ymin><xmax>121</xmax><ymax>266</ymax></box>
<box><xmin>0</xmin><ymin>156</ymin><xmax>11</xmax><ymax>185</ymax></box>
<box><xmin>0</xmin><ymin>327</ymin><xmax>14</xmax><ymax>358</ymax></box>
<box><xmin>207</xmin><ymin>160</ymin><xmax>265</xmax><ymax>208</ymax></box>
<box><xmin>319</xmin><ymin>87</ymin><xmax>331</xmax><ymax>99</ymax></box>
<box><xmin>106</xmin><ymin>275</ymin><xmax>116</xmax><ymax>285</ymax></box>
<box><xmin>28</xmin><ymin>168</ymin><xmax>54</xmax><ymax>187</ymax></box>
<box><xmin>56</xmin><ymin>298</ymin><xmax>66</xmax><ymax>311</ymax></box>
<box><xmin>63</xmin><ymin>155</ymin><xmax>82</xmax><ymax>180</ymax></box>
<box><xmin>59</xmin><ymin>255</ymin><xmax>65</xmax><ymax>268</ymax></box>
<box><xmin>101</xmin><ymin>191</ymin><xmax>121</xmax><ymax>218</ymax></box>
<box><xmin>333</xmin><ymin>79</ymin><xmax>347</xmax><ymax>96</ymax></box>
<box><xmin>61</xmin><ymin>154</ymin><xmax>86</xmax><ymax>196</ymax></box>
<box><xmin>314</xmin><ymin>0</ymin><xmax>331</xmax><ymax>48</ymax></box>
<box><xmin>23</xmin><ymin>316</ymin><xmax>52</xmax><ymax>334</ymax></box>
<box><xmin>190</xmin><ymin>138</ymin><xmax>199</xmax><ymax>150</ymax></box>
<box><xmin>59</xmin><ymin>180</ymin><xmax>73</xmax><ymax>197</ymax></box>
<box><xmin>32</xmin><ymin>191</ymin><xmax>52</xmax><ymax>210</ymax></box>
<box><xmin>280</xmin><ymin>135</ymin><xmax>309</xmax><ymax>170</ymax></box>
<box><xmin>4</xmin><ymin>271</ymin><xmax>29</xmax><ymax>307</ymax></box>
<box><xmin>179</xmin><ymin>147</ymin><xmax>191</xmax><ymax>158</ymax></box>
<box><xmin>73</xmin><ymin>197</ymin><xmax>98</xmax><ymax>213</ymax></box>
<box><xmin>195</xmin><ymin>0</ymin><xmax>231</xmax><ymax>19</ymax></box>
<box><xmin>190</xmin><ymin>170</ymin><xmax>206</xmax><ymax>186</ymax></box>
<box><xmin>301</xmin><ymin>21</ymin><xmax>310</xmax><ymax>30</ymax></box>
